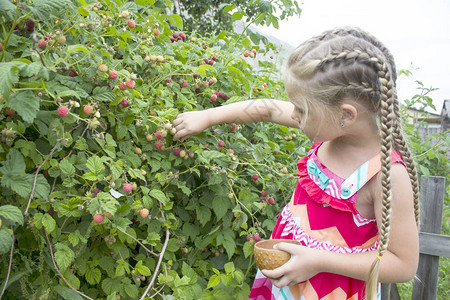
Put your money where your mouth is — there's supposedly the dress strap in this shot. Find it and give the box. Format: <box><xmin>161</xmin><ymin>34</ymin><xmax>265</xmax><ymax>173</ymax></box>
<box><xmin>340</xmin><ymin>154</ymin><xmax>381</xmax><ymax>199</ymax></box>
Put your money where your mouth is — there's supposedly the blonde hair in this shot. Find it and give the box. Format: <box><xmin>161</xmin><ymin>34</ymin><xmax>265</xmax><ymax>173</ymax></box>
<box><xmin>285</xmin><ymin>27</ymin><xmax>420</xmax><ymax>299</ymax></box>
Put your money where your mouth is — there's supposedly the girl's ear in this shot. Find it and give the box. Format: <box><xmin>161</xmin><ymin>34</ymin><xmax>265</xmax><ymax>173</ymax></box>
<box><xmin>340</xmin><ymin>103</ymin><xmax>358</xmax><ymax>127</ymax></box>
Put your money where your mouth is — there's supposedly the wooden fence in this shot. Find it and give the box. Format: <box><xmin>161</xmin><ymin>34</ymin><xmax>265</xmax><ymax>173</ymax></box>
<box><xmin>381</xmin><ymin>176</ymin><xmax>449</xmax><ymax>300</ymax></box>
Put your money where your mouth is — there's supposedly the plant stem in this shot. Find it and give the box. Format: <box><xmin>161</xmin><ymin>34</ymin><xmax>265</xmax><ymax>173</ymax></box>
<box><xmin>140</xmin><ymin>204</ymin><xmax>170</xmax><ymax>300</ymax></box>
<box><xmin>24</xmin><ymin>143</ymin><xmax>59</xmax><ymax>216</ymax></box>
<box><xmin>117</xmin><ymin>228</ymin><xmax>158</xmax><ymax>257</ymax></box>
<box><xmin>44</xmin><ymin>228</ymin><xmax>94</xmax><ymax>300</ymax></box>
<box><xmin>0</xmin><ymin>227</ymin><xmax>15</xmax><ymax>299</ymax></box>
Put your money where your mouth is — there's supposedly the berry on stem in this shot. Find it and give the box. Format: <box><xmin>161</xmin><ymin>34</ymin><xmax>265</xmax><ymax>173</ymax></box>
<box><xmin>127</xmin><ymin>19</ymin><xmax>136</xmax><ymax>28</ymax></box>
<box><xmin>57</xmin><ymin>106</ymin><xmax>69</xmax><ymax>117</ymax></box>
<box><xmin>109</xmin><ymin>70</ymin><xmax>118</xmax><ymax>80</ymax></box>
<box><xmin>38</xmin><ymin>39</ymin><xmax>47</xmax><ymax>49</ymax></box>
<box><xmin>83</xmin><ymin>105</ymin><xmax>93</xmax><ymax>114</ymax></box>
<box><xmin>123</xmin><ymin>183</ymin><xmax>133</xmax><ymax>193</ymax></box>
<box><xmin>252</xmin><ymin>174</ymin><xmax>259</xmax><ymax>181</ymax></box>
<box><xmin>93</xmin><ymin>213</ymin><xmax>104</xmax><ymax>224</ymax></box>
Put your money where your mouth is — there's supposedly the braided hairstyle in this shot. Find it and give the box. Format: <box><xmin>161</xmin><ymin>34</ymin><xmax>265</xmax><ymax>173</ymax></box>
<box><xmin>285</xmin><ymin>27</ymin><xmax>420</xmax><ymax>300</ymax></box>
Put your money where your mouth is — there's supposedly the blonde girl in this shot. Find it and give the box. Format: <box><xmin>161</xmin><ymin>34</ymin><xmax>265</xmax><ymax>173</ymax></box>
<box><xmin>172</xmin><ymin>27</ymin><xmax>419</xmax><ymax>300</ymax></box>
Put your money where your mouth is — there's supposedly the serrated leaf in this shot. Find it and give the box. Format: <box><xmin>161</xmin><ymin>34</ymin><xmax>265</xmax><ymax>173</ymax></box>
<box><xmin>59</xmin><ymin>157</ymin><xmax>75</xmax><ymax>177</ymax></box>
<box><xmin>6</xmin><ymin>91</ymin><xmax>40</xmax><ymax>123</ymax></box>
<box><xmin>85</xmin><ymin>268</ymin><xmax>102</xmax><ymax>285</ymax></box>
<box><xmin>206</xmin><ymin>274</ymin><xmax>220</xmax><ymax>289</ymax></box>
<box><xmin>101</xmin><ymin>277</ymin><xmax>121</xmax><ymax>295</ymax></box>
<box><xmin>166</xmin><ymin>14</ymin><xmax>183</xmax><ymax>29</ymax></box>
<box><xmin>31</xmin><ymin>0</ymin><xmax>73</xmax><ymax>20</ymax></box>
<box><xmin>135</xmin><ymin>263</ymin><xmax>151</xmax><ymax>276</ymax></box>
<box><xmin>42</xmin><ymin>213</ymin><xmax>56</xmax><ymax>234</ymax></box>
<box><xmin>212</xmin><ymin>197</ymin><xmax>229</xmax><ymax>220</ymax></box>
<box><xmin>0</xmin><ymin>205</ymin><xmax>23</xmax><ymax>225</ymax></box>
<box><xmin>53</xmin><ymin>285</ymin><xmax>83</xmax><ymax>300</ymax></box>
<box><xmin>92</xmin><ymin>86</ymin><xmax>115</xmax><ymax>102</ymax></box>
<box><xmin>0</xmin><ymin>62</ymin><xmax>20</xmax><ymax>100</ymax></box>
<box><xmin>54</xmin><ymin>243</ymin><xmax>75</xmax><ymax>272</ymax></box>
<box><xmin>86</xmin><ymin>155</ymin><xmax>103</xmax><ymax>174</ymax></box>
<box><xmin>149</xmin><ymin>189</ymin><xmax>168</xmax><ymax>205</ymax></box>
<box><xmin>224</xmin><ymin>262</ymin><xmax>235</xmax><ymax>274</ymax></box>
<box><xmin>0</xmin><ymin>149</ymin><xmax>25</xmax><ymax>177</ymax></box>
<box><xmin>196</xmin><ymin>205</ymin><xmax>211</xmax><ymax>226</ymax></box>
<box><xmin>0</xmin><ymin>228</ymin><xmax>13</xmax><ymax>255</ymax></box>
<box><xmin>243</xmin><ymin>241</ymin><xmax>253</xmax><ymax>258</ymax></box>
<box><xmin>124</xmin><ymin>283</ymin><xmax>139</xmax><ymax>298</ymax></box>
<box><xmin>199</xmin><ymin>150</ymin><xmax>225</xmax><ymax>164</ymax></box>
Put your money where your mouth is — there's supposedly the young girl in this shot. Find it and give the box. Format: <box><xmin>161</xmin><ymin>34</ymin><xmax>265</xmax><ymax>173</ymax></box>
<box><xmin>172</xmin><ymin>27</ymin><xmax>420</xmax><ymax>300</ymax></box>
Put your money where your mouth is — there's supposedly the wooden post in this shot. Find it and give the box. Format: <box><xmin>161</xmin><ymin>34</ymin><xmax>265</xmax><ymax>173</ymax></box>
<box><xmin>412</xmin><ymin>176</ymin><xmax>446</xmax><ymax>300</ymax></box>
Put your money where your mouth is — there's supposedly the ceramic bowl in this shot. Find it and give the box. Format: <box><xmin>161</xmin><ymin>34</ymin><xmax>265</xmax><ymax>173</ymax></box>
<box><xmin>253</xmin><ymin>239</ymin><xmax>300</xmax><ymax>270</ymax></box>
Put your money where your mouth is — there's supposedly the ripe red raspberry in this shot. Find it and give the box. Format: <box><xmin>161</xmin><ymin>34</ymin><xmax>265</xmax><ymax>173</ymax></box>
<box><xmin>69</xmin><ymin>70</ymin><xmax>77</xmax><ymax>77</ymax></box>
<box><xmin>123</xmin><ymin>183</ymin><xmax>133</xmax><ymax>193</ymax></box>
<box><xmin>121</xmin><ymin>99</ymin><xmax>128</xmax><ymax>106</ymax></box>
<box><xmin>268</xmin><ymin>197</ymin><xmax>274</xmax><ymax>204</ymax></box>
<box><xmin>252</xmin><ymin>174</ymin><xmax>259</xmax><ymax>181</ymax></box>
<box><xmin>109</xmin><ymin>70</ymin><xmax>118</xmax><ymax>80</ymax></box>
<box><xmin>126</xmin><ymin>79</ymin><xmax>135</xmax><ymax>89</ymax></box>
<box><xmin>155</xmin><ymin>132</ymin><xmax>162</xmax><ymax>139</ymax></box>
<box><xmin>118</xmin><ymin>82</ymin><xmax>127</xmax><ymax>90</ymax></box>
<box><xmin>4</xmin><ymin>109</ymin><xmax>15</xmax><ymax>116</ymax></box>
<box><xmin>218</xmin><ymin>140</ymin><xmax>225</xmax><ymax>147</ymax></box>
<box><xmin>247</xmin><ymin>234</ymin><xmax>252</xmax><ymax>242</ymax></box>
<box><xmin>127</xmin><ymin>19</ymin><xmax>136</xmax><ymax>28</ymax></box>
<box><xmin>230</xmin><ymin>124</ymin><xmax>237</xmax><ymax>132</ymax></box>
<box><xmin>181</xmin><ymin>81</ymin><xmax>188</xmax><ymax>88</ymax></box>
<box><xmin>93</xmin><ymin>188</ymin><xmax>100</xmax><ymax>195</ymax></box>
<box><xmin>243</xmin><ymin>50</ymin><xmax>249</xmax><ymax>57</ymax></box>
<box><xmin>154</xmin><ymin>142</ymin><xmax>162</xmax><ymax>149</ymax></box>
<box><xmin>209</xmin><ymin>60</ymin><xmax>214</xmax><ymax>65</ymax></box>
<box><xmin>261</xmin><ymin>191</ymin><xmax>268</xmax><ymax>198</ymax></box>
<box><xmin>179</xmin><ymin>32</ymin><xmax>186</xmax><ymax>40</ymax></box>
<box><xmin>57</xmin><ymin>106</ymin><xmax>69</xmax><ymax>117</ymax></box>
<box><xmin>153</xmin><ymin>28</ymin><xmax>160</xmax><ymax>36</ymax></box>
<box><xmin>253</xmin><ymin>233</ymin><xmax>261</xmax><ymax>242</ymax></box>
<box><xmin>38</xmin><ymin>39</ymin><xmax>47</xmax><ymax>49</ymax></box>
<box><xmin>252</xmin><ymin>49</ymin><xmax>257</xmax><ymax>55</ymax></box>
<box><xmin>228</xmin><ymin>149</ymin><xmax>234</xmax><ymax>154</ymax></box>
<box><xmin>83</xmin><ymin>105</ymin><xmax>93</xmax><ymax>114</ymax></box>
<box><xmin>93</xmin><ymin>213</ymin><xmax>104</xmax><ymax>224</ymax></box>
<box><xmin>173</xmin><ymin>148</ymin><xmax>180</xmax><ymax>156</ymax></box>
<box><xmin>210</xmin><ymin>95</ymin><xmax>217</xmax><ymax>102</ymax></box>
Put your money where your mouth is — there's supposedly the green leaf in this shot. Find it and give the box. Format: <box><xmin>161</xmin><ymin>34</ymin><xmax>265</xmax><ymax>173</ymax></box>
<box><xmin>0</xmin><ymin>205</ymin><xmax>24</xmax><ymax>225</ymax></box>
<box><xmin>135</xmin><ymin>262</ymin><xmax>152</xmax><ymax>276</ymax></box>
<box><xmin>212</xmin><ymin>197</ymin><xmax>229</xmax><ymax>220</ymax></box>
<box><xmin>166</xmin><ymin>14</ymin><xmax>183</xmax><ymax>29</ymax></box>
<box><xmin>198</xmin><ymin>150</ymin><xmax>225</xmax><ymax>164</ymax></box>
<box><xmin>60</xmin><ymin>157</ymin><xmax>75</xmax><ymax>177</ymax></box>
<box><xmin>0</xmin><ymin>149</ymin><xmax>25</xmax><ymax>177</ymax></box>
<box><xmin>54</xmin><ymin>243</ymin><xmax>75</xmax><ymax>272</ymax></box>
<box><xmin>101</xmin><ymin>277</ymin><xmax>121</xmax><ymax>295</ymax></box>
<box><xmin>243</xmin><ymin>241</ymin><xmax>253</xmax><ymax>258</ymax></box>
<box><xmin>41</xmin><ymin>213</ymin><xmax>56</xmax><ymax>234</ymax></box>
<box><xmin>6</xmin><ymin>91</ymin><xmax>40</xmax><ymax>123</ymax></box>
<box><xmin>31</xmin><ymin>0</ymin><xmax>73</xmax><ymax>20</ymax></box>
<box><xmin>149</xmin><ymin>189</ymin><xmax>168</xmax><ymax>205</ymax></box>
<box><xmin>206</xmin><ymin>274</ymin><xmax>220</xmax><ymax>289</ymax></box>
<box><xmin>0</xmin><ymin>62</ymin><xmax>20</xmax><ymax>100</ymax></box>
<box><xmin>85</xmin><ymin>268</ymin><xmax>102</xmax><ymax>285</ymax></box>
<box><xmin>136</xmin><ymin>0</ymin><xmax>155</xmax><ymax>5</ymax></box>
<box><xmin>86</xmin><ymin>155</ymin><xmax>103</xmax><ymax>174</ymax></box>
<box><xmin>196</xmin><ymin>206</ymin><xmax>211</xmax><ymax>226</ymax></box>
<box><xmin>53</xmin><ymin>285</ymin><xmax>83</xmax><ymax>300</ymax></box>
<box><xmin>0</xmin><ymin>228</ymin><xmax>13</xmax><ymax>255</ymax></box>
<box><xmin>124</xmin><ymin>283</ymin><xmax>139</xmax><ymax>298</ymax></box>
<box><xmin>92</xmin><ymin>86</ymin><xmax>115</xmax><ymax>102</ymax></box>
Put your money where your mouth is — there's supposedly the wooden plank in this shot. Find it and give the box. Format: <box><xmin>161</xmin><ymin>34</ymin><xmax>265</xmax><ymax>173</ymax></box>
<box><xmin>381</xmin><ymin>284</ymin><xmax>401</xmax><ymax>300</ymax></box>
<box><xmin>419</xmin><ymin>232</ymin><xmax>450</xmax><ymax>258</ymax></box>
<box><xmin>412</xmin><ymin>176</ymin><xmax>446</xmax><ymax>300</ymax></box>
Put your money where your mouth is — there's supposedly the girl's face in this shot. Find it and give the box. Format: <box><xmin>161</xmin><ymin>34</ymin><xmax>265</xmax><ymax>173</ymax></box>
<box><xmin>290</xmin><ymin>99</ymin><xmax>341</xmax><ymax>143</ymax></box>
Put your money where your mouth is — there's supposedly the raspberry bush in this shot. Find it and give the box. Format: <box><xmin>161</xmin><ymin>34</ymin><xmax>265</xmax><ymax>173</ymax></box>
<box><xmin>0</xmin><ymin>1</ymin><xmax>308</xmax><ymax>299</ymax></box>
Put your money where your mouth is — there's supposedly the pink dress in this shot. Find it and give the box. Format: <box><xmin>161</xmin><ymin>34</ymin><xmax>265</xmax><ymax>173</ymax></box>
<box><xmin>249</xmin><ymin>143</ymin><xmax>405</xmax><ymax>300</ymax></box>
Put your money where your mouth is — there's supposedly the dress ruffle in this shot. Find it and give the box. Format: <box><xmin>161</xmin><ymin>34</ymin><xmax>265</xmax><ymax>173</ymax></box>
<box><xmin>297</xmin><ymin>156</ymin><xmax>359</xmax><ymax>214</ymax></box>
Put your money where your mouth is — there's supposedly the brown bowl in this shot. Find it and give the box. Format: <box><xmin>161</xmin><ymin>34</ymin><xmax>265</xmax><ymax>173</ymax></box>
<box><xmin>253</xmin><ymin>239</ymin><xmax>300</xmax><ymax>270</ymax></box>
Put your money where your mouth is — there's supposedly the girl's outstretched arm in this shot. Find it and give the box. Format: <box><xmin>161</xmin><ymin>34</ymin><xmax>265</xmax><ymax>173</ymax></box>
<box><xmin>172</xmin><ymin>99</ymin><xmax>298</xmax><ymax>141</ymax></box>
<box><xmin>262</xmin><ymin>163</ymin><xmax>419</xmax><ymax>286</ymax></box>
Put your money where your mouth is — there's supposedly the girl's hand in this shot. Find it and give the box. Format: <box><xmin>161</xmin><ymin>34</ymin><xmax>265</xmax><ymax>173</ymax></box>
<box><xmin>172</xmin><ymin>111</ymin><xmax>210</xmax><ymax>142</ymax></box>
<box><xmin>261</xmin><ymin>242</ymin><xmax>321</xmax><ymax>288</ymax></box>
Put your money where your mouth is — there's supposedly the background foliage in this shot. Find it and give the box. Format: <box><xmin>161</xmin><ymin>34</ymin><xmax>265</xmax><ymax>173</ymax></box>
<box><xmin>0</xmin><ymin>0</ymin><xmax>448</xmax><ymax>299</ymax></box>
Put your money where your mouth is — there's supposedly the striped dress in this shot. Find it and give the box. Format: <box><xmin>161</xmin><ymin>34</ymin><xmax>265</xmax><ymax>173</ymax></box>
<box><xmin>249</xmin><ymin>143</ymin><xmax>405</xmax><ymax>300</ymax></box>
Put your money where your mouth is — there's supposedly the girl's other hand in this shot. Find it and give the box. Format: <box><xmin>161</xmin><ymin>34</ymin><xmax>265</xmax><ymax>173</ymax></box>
<box><xmin>172</xmin><ymin>111</ymin><xmax>210</xmax><ymax>142</ymax></box>
<box><xmin>261</xmin><ymin>242</ymin><xmax>320</xmax><ymax>288</ymax></box>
